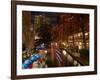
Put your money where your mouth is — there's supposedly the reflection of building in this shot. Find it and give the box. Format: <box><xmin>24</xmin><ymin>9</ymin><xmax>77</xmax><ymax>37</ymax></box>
<box><xmin>51</xmin><ymin>14</ymin><xmax>89</xmax><ymax>66</ymax></box>
<box><xmin>22</xmin><ymin>11</ymin><xmax>35</xmax><ymax>50</ymax></box>
<box><xmin>33</xmin><ymin>15</ymin><xmax>43</xmax><ymax>31</ymax></box>
<box><xmin>34</xmin><ymin>15</ymin><xmax>50</xmax><ymax>31</ymax></box>
<box><xmin>52</xmin><ymin>14</ymin><xmax>89</xmax><ymax>50</ymax></box>
<box><xmin>68</xmin><ymin>32</ymin><xmax>89</xmax><ymax>50</ymax></box>
<box><xmin>22</xmin><ymin>12</ymin><xmax>89</xmax><ymax>68</ymax></box>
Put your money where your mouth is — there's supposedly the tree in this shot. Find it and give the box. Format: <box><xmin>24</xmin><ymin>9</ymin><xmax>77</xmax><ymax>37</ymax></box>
<box><xmin>38</xmin><ymin>23</ymin><xmax>52</xmax><ymax>45</ymax></box>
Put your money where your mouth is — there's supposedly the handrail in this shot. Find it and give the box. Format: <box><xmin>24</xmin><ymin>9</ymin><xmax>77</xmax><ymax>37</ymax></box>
<box><xmin>60</xmin><ymin>48</ymin><xmax>85</xmax><ymax>66</ymax></box>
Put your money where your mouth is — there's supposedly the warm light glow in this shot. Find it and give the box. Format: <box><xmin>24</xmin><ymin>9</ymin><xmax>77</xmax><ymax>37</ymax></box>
<box><xmin>79</xmin><ymin>42</ymin><xmax>82</xmax><ymax>49</ymax></box>
<box><xmin>87</xmin><ymin>43</ymin><xmax>88</xmax><ymax>44</ymax></box>
<box><xmin>62</xmin><ymin>50</ymin><xmax>67</xmax><ymax>56</ymax></box>
<box><xmin>55</xmin><ymin>42</ymin><xmax>58</xmax><ymax>46</ymax></box>
<box><xmin>78</xmin><ymin>33</ymin><xmax>81</xmax><ymax>37</ymax></box>
<box><xmin>34</xmin><ymin>36</ymin><xmax>40</xmax><ymax>40</ymax></box>
<box><xmin>79</xmin><ymin>45</ymin><xmax>82</xmax><ymax>49</ymax></box>
<box><xmin>85</xmin><ymin>32</ymin><xmax>88</xmax><ymax>36</ymax></box>
<box><xmin>78</xmin><ymin>32</ymin><xmax>82</xmax><ymax>37</ymax></box>
<box><xmin>62</xmin><ymin>42</ymin><xmax>66</xmax><ymax>46</ymax></box>
<box><xmin>79</xmin><ymin>42</ymin><xmax>82</xmax><ymax>45</ymax></box>
<box><xmin>44</xmin><ymin>50</ymin><xmax>47</xmax><ymax>54</ymax></box>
